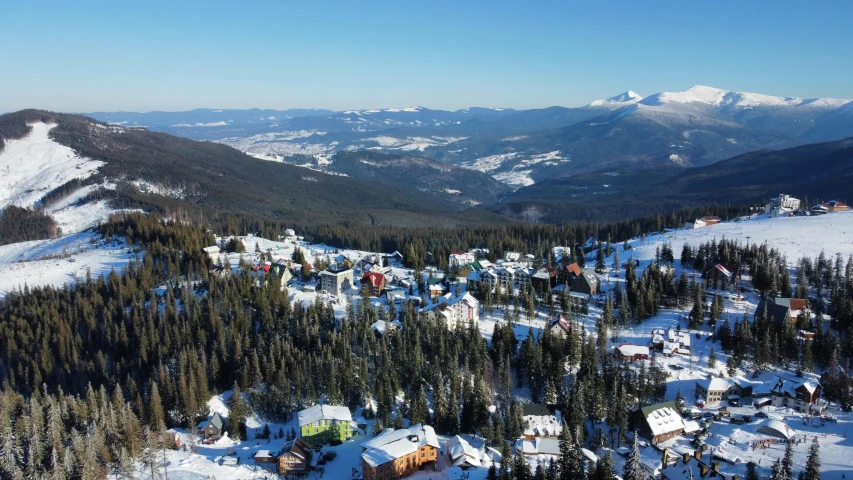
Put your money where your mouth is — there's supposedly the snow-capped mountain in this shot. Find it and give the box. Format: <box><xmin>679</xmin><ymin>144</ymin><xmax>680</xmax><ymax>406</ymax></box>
<box><xmin>587</xmin><ymin>90</ymin><xmax>644</xmax><ymax>107</ymax></box>
<box><xmin>85</xmin><ymin>85</ymin><xmax>853</xmax><ymax>188</ymax></box>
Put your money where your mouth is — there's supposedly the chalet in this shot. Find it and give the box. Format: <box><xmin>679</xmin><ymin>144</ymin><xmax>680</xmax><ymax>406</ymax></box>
<box><xmin>770</xmin><ymin>378</ymin><xmax>822</xmax><ymax>412</ymax></box>
<box><xmin>571</xmin><ymin>268</ymin><xmax>600</xmax><ymax>296</ymax></box>
<box><xmin>769</xmin><ymin>297</ymin><xmax>808</xmax><ymax>318</ymax></box>
<box><xmin>695</xmin><ymin>378</ymin><xmax>746</xmax><ymax>406</ymax></box>
<box><xmin>361</xmin><ymin>272</ymin><xmax>388</xmax><ymax>296</ymax></box>
<box><xmin>297</xmin><ymin>405</ymin><xmax>355</xmax><ymax>446</ymax></box>
<box><xmin>531</xmin><ymin>265</ymin><xmax>558</xmax><ymax>292</ymax></box>
<box><xmin>319</xmin><ymin>265</ymin><xmax>354</xmax><ymax>296</ymax></box>
<box><xmin>822</xmin><ymin>200</ymin><xmax>851</xmax><ymax>212</ymax></box>
<box><xmin>370</xmin><ymin>319</ymin><xmax>401</xmax><ymax>336</ymax></box>
<box><xmin>284</xmin><ymin>228</ymin><xmax>296</xmax><ymax>237</ymax></box>
<box><xmin>202</xmin><ymin>245</ymin><xmax>220</xmax><ymax>260</ymax></box>
<box><xmin>361</xmin><ymin>424</ymin><xmax>439</xmax><ymax>480</ymax></box>
<box><xmin>765</xmin><ymin>194</ymin><xmax>801</xmax><ymax>217</ymax></box>
<box><xmin>616</xmin><ymin>344</ymin><xmax>650</xmax><ymax>362</ymax></box>
<box><xmin>689</xmin><ymin>216</ymin><xmax>721</xmax><ymax>229</ymax></box>
<box><xmin>387</xmin><ymin>251</ymin><xmax>404</xmax><ymax>263</ymax></box>
<box><xmin>702</xmin><ymin>264</ymin><xmax>735</xmax><ymax>291</ymax></box>
<box><xmin>385</xmin><ymin>290</ymin><xmax>407</xmax><ymax>304</ymax></box>
<box><xmin>253</xmin><ymin>449</ymin><xmax>277</xmax><ymax>471</ymax></box>
<box><xmin>514</xmin><ymin>437</ymin><xmax>561</xmax><ymax>458</ymax></box>
<box><xmin>334</xmin><ymin>254</ymin><xmax>354</xmax><ymax>270</ymax></box>
<box><xmin>521</xmin><ymin>404</ymin><xmax>562</xmax><ymax>440</ymax></box>
<box><xmin>449</xmin><ymin>252</ymin><xmax>476</xmax><ymax>267</ymax></box>
<box><xmin>208</xmin><ymin>265</ymin><xmax>231</xmax><ymax>279</ymax></box>
<box><xmin>549</xmin><ymin>314</ymin><xmax>572</xmax><ymax>338</ymax></box>
<box><xmin>421</xmin><ymin>292</ymin><xmax>479</xmax><ymax>330</ymax></box>
<box><xmin>755</xmin><ymin>299</ymin><xmax>793</xmax><ymax>325</ymax></box>
<box><xmin>662</xmin><ymin>329</ymin><xmax>691</xmax><ymax>356</ymax></box>
<box><xmin>277</xmin><ymin>438</ymin><xmax>312</xmax><ymax>475</ymax></box>
<box><xmin>632</xmin><ymin>401</ymin><xmax>686</xmax><ymax>445</ymax></box>
<box><xmin>446</xmin><ymin>435</ymin><xmax>486</xmax><ymax>469</ymax></box>
<box><xmin>565</xmin><ymin>262</ymin><xmax>583</xmax><ymax>283</ymax></box>
<box><xmin>427</xmin><ymin>277</ymin><xmax>448</xmax><ymax>300</ymax></box>
<box><xmin>198</xmin><ymin>412</ymin><xmax>224</xmax><ymax>440</ymax></box>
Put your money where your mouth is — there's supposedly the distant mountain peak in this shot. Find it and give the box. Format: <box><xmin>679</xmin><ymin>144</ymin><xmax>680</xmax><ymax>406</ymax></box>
<box><xmin>587</xmin><ymin>90</ymin><xmax>644</xmax><ymax>107</ymax></box>
<box><xmin>641</xmin><ymin>85</ymin><xmax>852</xmax><ymax>109</ymax></box>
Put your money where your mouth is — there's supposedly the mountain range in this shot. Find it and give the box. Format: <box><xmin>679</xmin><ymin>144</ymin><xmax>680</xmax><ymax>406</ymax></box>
<box><xmin>84</xmin><ymin>85</ymin><xmax>853</xmax><ymax>189</ymax></box>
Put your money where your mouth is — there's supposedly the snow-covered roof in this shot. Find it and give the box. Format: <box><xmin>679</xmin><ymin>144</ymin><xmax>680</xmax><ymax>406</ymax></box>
<box><xmin>644</xmin><ymin>406</ymin><xmax>686</xmax><ymax>436</ymax></box>
<box><xmin>757</xmin><ymin>420</ymin><xmax>794</xmax><ymax>440</ymax></box>
<box><xmin>296</xmin><ymin>404</ymin><xmax>353</xmax><ymax>426</ymax></box>
<box><xmin>255</xmin><ymin>449</ymin><xmax>274</xmax><ymax>460</ymax></box>
<box><xmin>361</xmin><ymin>424</ymin><xmax>439</xmax><ymax>468</ymax></box>
<box><xmin>617</xmin><ymin>344</ymin><xmax>650</xmax><ymax>358</ymax></box>
<box><xmin>698</xmin><ymin>377</ymin><xmax>735</xmax><ymax>393</ymax></box>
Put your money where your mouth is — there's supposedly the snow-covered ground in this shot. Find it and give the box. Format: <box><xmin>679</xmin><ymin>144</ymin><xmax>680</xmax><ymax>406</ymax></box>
<box><xmin>0</xmin><ymin>232</ymin><xmax>135</xmax><ymax>297</ymax></box>
<box><xmin>0</xmin><ymin>122</ymin><xmax>104</xmax><ymax>208</ymax></box>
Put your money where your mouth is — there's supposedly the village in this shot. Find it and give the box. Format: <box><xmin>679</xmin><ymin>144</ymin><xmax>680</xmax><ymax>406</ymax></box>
<box><xmin>144</xmin><ymin>196</ymin><xmax>853</xmax><ymax>480</ymax></box>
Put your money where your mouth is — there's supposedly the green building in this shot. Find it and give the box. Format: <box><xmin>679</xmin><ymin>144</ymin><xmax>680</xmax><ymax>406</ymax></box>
<box><xmin>297</xmin><ymin>404</ymin><xmax>355</xmax><ymax>446</ymax></box>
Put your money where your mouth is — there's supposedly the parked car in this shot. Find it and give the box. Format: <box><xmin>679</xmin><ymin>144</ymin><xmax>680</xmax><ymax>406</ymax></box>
<box><xmin>755</xmin><ymin>412</ymin><xmax>768</xmax><ymax>418</ymax></box>
<box><xmin>703</xmin><ymin>412</ymin><xmax>715</xmax><ymax>418</ymax></box>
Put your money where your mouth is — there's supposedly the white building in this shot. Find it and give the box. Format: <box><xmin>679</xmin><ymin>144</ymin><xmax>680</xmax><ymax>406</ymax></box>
<box><xmin>765</xmin><ymin>194</ymin><xmax>801</xmax><ymax>217</ymax></box>
<box><xmin>449</xmin><ymin>252</ymin><xmax>476</xmax><ymax>267</ymax></box>
<box><xmin>421</xmin><ymin>292</ymin><xmax>480</xmax><ymax>329</ymax></box>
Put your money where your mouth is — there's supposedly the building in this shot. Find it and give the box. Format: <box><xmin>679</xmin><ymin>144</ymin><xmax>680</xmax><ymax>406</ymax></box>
<box><xmin>765</xmin><ymin>194</ymin><xmax>801</xmax><ymax>217</ymax></box>
<box><xmin>514</xmin><ymin>437</ymin><xmax>561</xmax><ymax>458</ymax></box>
<box><xmin>572</xmin><ymin>268</ymin><xmax>600</xmax><ymax>296</ymax></box>
<box><xmin>695</xmin><ymin>378</ymin><xmax>742</xmax><ymax>406</ymax></box>
<box><xmin>822</xmin><ymin>200</ymin><xmax>851</xmax><ymax>212</ymax></box>
<box><xmin>688</xmin><ymin>216</ymin><xmax>722</xmax><ymax>229</ymax></box>
<box><xmin>549</xmin><ymin>314</ymin><xmax>572</xmax><ymax>338</ymax></box>
<box><xmin>449</xmin><ymin>252</ymin><xmax>476</xmax><ymax>267</ymax></box>
<box><xmin>421</xmin><ymin>292</ymin><xmax>479</xmax><ymax>330</ymax></box>
<box><xmin>531</xmin><ymin>265</ymin><xmax>558</xmax><ymax>292</ymax></box>
<box><xmin>202</xmin><ymin>245</ymin><xmax>220</xmax><ymax>261</ymax></box>
<box><xmin>770</xmin><ymin>378</ymin><xmax>822</xmax><ymax>412</ymax></box>
<box><xmin>703</xmin><ymin>264</ymin><xmax>735</xmax><ymax>291</ymax></box>
<box><xmin>445</xmin><ymin>435</ymin><xmax>486</xmax><ymax>469</ymax></box>
<box><xmin>197</xmin><ymin>412</ymin><xmax>224</xmax><ymax>440</ymax></box>
<box><xmin>615</xmin><ymin>344</ymin><xmax>650</xmax><ymax>362</ymax></box>
<box><xmin>361</xmin><ymin>424</ymin><xmax>439</xmax><ymax>480</ymax></box>
<box><xmin>253</xmin><ymin>449</ymin><xmax>277</xmax><ymax>471</ymax></box>
<box><xmin>755</xmin><ymin>299</ymin><xmax>793</xmax><ymax>325</ymax></box>
<box><xmin>319</xmin><ymin>265</ymin><xmax>354</xmax><ymax>296</ymax></box>
<box><xmin>297</xmin><ymin>405</ymin><xmax>355</xmax><ymax>446</ymax></box>
<box><xmin>370</xmin><ymin>319</ymin><xmax>401</xmax><ymax>336</ymax></box>
<box><xmin>632</xmin><ymin>401</ymin><xmax>687</xmax><ymax>445</ymax></box>
<box><xmin>521</xmin><ymin>404</ymin><xmax>562</xmax><ymax>440</ymax></box>
<box><xmin>662</xmin><ymin>329</ymin><xmax>691</xmax><ymax>356</ymax></box>
<box><xmin>362</xmin><ymin>272</ymin><xmax>388</xmax><ymax>296</ymax></box>
<box><xmin>514</xmin><ymin>267</ymin><xmax>532</xmax><ymax>290</ymax></box>
<box><xmin>277</xmin><ymin>438</ymin><xmax>312</xmax><ymax>475</ymax></box>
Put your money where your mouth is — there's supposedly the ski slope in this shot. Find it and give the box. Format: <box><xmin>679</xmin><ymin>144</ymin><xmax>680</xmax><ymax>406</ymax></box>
<box><xmin>0</xmin><ymin>122</ymin><xmax>104</xmax><ymax>209</ymax></box>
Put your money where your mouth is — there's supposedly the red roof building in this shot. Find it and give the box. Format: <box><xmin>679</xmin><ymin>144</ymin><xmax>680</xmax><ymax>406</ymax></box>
<box><xmin>361</xmin><ymin>272</ymin><xmax>387</xmax><ymax>296</ymax></box>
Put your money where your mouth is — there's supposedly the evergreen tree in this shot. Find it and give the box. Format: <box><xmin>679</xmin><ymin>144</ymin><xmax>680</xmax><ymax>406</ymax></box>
<box><xmin>623</xmin><ymin>434</ymin><xmax>646</xmax><ymax>480</ymax></box>
<box><xmin>803</xmin><ymin>437</ymin><xmax>820</xmax><ymax>480</ymax></box>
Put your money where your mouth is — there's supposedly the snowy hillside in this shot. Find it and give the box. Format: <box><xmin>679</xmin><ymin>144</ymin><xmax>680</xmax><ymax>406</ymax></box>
<box><xmin>0</xmin><ymin>122</ymin><xmax>103</xmax><ymax>209</ymax></box>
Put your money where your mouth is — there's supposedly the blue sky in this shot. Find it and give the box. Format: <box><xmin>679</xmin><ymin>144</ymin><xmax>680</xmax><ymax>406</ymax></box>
<box><xmin>1</xmin><ymin>0</ymin><xmax>852</xmax><ymax>112</ymax></box>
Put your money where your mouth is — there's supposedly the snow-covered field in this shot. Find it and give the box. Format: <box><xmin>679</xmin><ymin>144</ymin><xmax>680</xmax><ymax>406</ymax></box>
<box><xmin>0</xmin><ymin>232</ymin><xmax>135</xmax><ymax>297</ymax></box>
<box><xmin>635</xmin><ymin>211</ymin><xmax>853</xmax><ymax>263</ymax></box>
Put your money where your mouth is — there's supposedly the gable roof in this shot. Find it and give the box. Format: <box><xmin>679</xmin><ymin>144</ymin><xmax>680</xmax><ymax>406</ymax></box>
<box><xmin>549</xmin><ymin>314</ymin><xmax>571</xmax><ymax>333</ymax></box>
<box><xmin>296</xmin><ymin>404</ymin><xmax>353</xmax><ymax>426</ymax></box>
<box><xmin>361</xmin><ymin>424</ymin><xmax>439</xmax><ymax>468</ymax></box>
<box><xmin>755</xmin><ymin>299</ymin><xmax>791</xmax><ymax>324</ymax></box>
<box><xmin>362</xmin><ymin>271</ymin><xmax>385</xmax><ymax>288</ymax></box>
<box><xmin>521</xmin><ymin>404</ymin><xmax>552</xmax><ymax>417</ymax></box>
<box><xmin>566</xmin><ymin>262</ymin><xmax>582</xmax><ymax>277</ymax></box>
<box><xmin>639</xmin><ymin>401</ymin><xmax>685</xmax><ymax>436</ymax></box>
